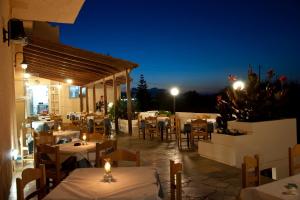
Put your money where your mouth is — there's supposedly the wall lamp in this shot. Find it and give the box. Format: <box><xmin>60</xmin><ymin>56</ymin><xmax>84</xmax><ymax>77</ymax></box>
<box><xmin>3</xmin><ymin>19</ymin><xmax>27</xmax><ymax>46</ymax></box>
<box><xmin>15</xmin><ymin>51</ymin><xmax>28</xmax><ymax>69</ymax></box>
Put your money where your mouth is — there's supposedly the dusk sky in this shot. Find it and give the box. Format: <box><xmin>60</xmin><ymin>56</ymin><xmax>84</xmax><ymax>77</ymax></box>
<box><xmin>57</xmin><ymin>0</ymin><xmax>300</xmax><ymax>93</ymax></box>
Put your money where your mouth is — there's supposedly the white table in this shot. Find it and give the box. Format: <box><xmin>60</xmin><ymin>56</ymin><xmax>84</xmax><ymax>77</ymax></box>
<box><xmin>53</xmin><ymin>130</ymin><xmax>80</xmax><ymax>143</ymax></box>
<box><xmin>32</xmin><ymin>120</ymin><xmax>54</xmax><ymax>131</ymax></box>
<box><xmin>240</xmin><ymin>174</ymin><xmax>300</xmax><ymax>200</ymax></box>
<box><xmin>56</xmin><ymin>142</ymin><xmax>96</xmax><ymax>163</ymax></box>
<box><xmin>44</xmin><ymin>167</ymin><xmax>163</xmax><ymax>200</ymax></box>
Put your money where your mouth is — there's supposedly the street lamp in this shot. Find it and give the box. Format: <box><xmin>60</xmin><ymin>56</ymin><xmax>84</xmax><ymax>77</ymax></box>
<box><xmin>170</xmin><ymin>87</ymin><xmax>179</xmax><ymax>114</ymax></box>
<box><xmin>232</xmin><ymin>80</ymin><xmax>245</xmax><ymax>90</ymax></box>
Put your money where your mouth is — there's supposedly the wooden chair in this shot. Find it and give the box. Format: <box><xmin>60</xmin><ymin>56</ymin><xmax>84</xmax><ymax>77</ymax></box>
<box><xmin>145</xmin><ymin>116</ymin><xmax>158</xmax><ymax>139</ymax></box>
<box><xmin>289</xmin><ymin>144</ymin><xmax>300</xmax><ymax>176</ymax></box>
<box><xmin>20</xmin><ymin>126</ymin><xmax>34</xmax><ymax>166</ymax></box>
<box><xmin>35</xmin><ymin>144</ymin><xmax>66</xmax><ymax>187</ymax></box>
<box><xmin>94</xmin><ymin>115</ymin><xmax>105</xmax><ymax>133</ymax></box>
<box><xmin>86</xmin><ymin>132</ymin><xmax>104</xmax><ymax>142</ymax></box>
<box><xmin>170</xmin><ymin>160</ymin><xmax>182</xmax><ymax>200</ymax></box>
<box><xmin>242</xmin><ymin>154</ymin><xmax>260</xmax><ymax>188</ymax></box>
<box><xmin>168</xmin><ymin>115</ymin><xmax>178</xmax><ymax>140</ymax></box>
<box><xmin>137</xmin><ymin>114</ymin><xmax>144</xmax><ymax>139</ymax></box>
<box><xmin>176</xmin><ymin>118</ymin><xmax>189</xmax><ymax>150</ymax></box>
<box><xmin>102</xmin><ymin>149</ymin><xmax>140</xmax><ymax>167</ymax></box>
<box><xmin>34</xmin><ymin>131</ymin><xmax>55</xmax><ymax>146</ymax></box>
<box><xmin>95</xmin><ymin>140</ymin><xmax>118</xmax><ymax>167</ymax></box>
<box><xmin>190</xmin><ymin>119</ymin><xmax>208</xmax><ymax>148</ymax></box>
<box><xmin>16</xmin><ymin>164</ymin><xmax>46</xmax><ymax>200</ymax></box>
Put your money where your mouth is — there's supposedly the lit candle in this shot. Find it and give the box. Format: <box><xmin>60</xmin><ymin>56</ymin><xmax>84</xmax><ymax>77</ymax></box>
<box><xmin>104</xmin><ymin>161</ymin><xmax>111</xmax><ymax>174</ymax></box>
<box><xmin>82</xmin><ymin>134</ymin><xmax>87</xmax><ymax>142</ymax></box>
<box><xmin>58</xmin><ymin>125</ymin><xmax>61</xmax><ymax>131</ymax></box>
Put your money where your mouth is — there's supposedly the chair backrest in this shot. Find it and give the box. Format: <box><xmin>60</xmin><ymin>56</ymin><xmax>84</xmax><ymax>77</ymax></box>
<box><xmin>95</xmin><ymin>140</ymin><xmax>118</xmax><ymax>167</ymax></box>
<box><xmin>242</xmin><ymin>154</ymin><xmax>260</xmax><ymax>188</ymax></box>
<box><xmin>34</xmin><ymin>131</ymin><xmax>55</xmax><ymax>146</ymax></box>
<box><xmin>191</xmin><ymin>119</ymin><xmax>207</xmax><ymax>132</ymax></box>
<box><xmin>86</xmin><ymin>132</ymin><xmax>103</xmax><ymax>142</ymax></box>
<box><xmin>16</xmin><ymin>164</ymin><xmax>46</xmax><ymax>200</ymax></box>
<box><xmin>289</xmin><ymin>144</ymin><xmax>300</xmax><ymax>176</ymax></box>
<box><xmin>94</xmin><ymin>115</ymin><xmax>105</xmax><ymax>133</ymax></box>
<box><xmin>145</xmin><ymin>116</ymin><xmax>157</xmax><ymax>128</ymax></box>
<box><xmin>170</xmin><ymin>160</ymin><xmax>182</xmax><ymax>200</ymax></box>
<box><xmin>102</xmin><ymin>149</ymin><xmax>140</xmax><ymax>167</ymax></box>
<box><xmin>35</xmin><ymin>144</ymin><xmax>60</xmax><ymax>179</ymax></box>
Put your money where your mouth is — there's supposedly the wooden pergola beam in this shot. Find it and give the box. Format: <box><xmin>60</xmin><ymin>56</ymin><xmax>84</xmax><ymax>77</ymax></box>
<box><xmin>27</xmin><ymin>37</ymin><xmax>138</xmax><ymax>70</ymax></box>
<box><xmin>24</xmin><ymin>47</ymin><xmax>118</xmax><ymax>74</ymax></box>
<box><xmin>24</xmin><ymin>52</ymin><xmax>112</xmax><ymax>76</ymax></box>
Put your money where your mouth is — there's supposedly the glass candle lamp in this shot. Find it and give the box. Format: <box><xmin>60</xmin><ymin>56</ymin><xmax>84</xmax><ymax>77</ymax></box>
<box><xmin>82</xmin><ymin>134</ymin><xmax>87</xmax><ymax>145</ymax></box>
<box><xmin>103</xmin><ymin>160</ymin><xmax>113</xmax><ymax>182</ymax></box>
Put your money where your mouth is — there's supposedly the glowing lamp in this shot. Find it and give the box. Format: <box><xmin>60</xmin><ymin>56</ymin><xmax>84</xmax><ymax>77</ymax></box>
<box><xmin>104</xmin><ymin>161</ymin><xmax>111</xmax><ymax>174</ymax></box>
<box><xmin>233</xmin><ymin>80</ymin><xmax>245</xmax><ymax>90</ymax></box>
<box><xmin>66</xmin><ymin>79</ymin><xmax>73</xmax><ymax>84</ymax></box>
<box><xmin>170</xmin><ymin>87</ymin><xmax>179</xmax><ymax>96</ymax></box>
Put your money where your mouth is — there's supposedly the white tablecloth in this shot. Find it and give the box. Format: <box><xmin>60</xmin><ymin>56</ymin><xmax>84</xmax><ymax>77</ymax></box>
<box><xmin>44</xmin><ymin>167</ymin><xmax>162</xmax><ymax>200</ymax></box>
<box><xmin>32</xmin><ymin>120</ymin><xmax>54</xmax><ymax>130</ymax></box>
<box><xmin>240</xmin><ymin>174</ymin><xmax>300</xmax><ymax>200</ymax></box>
<box><xmin>53</xmin><ymin>130</ymin><xmax>80</xmax><ymax>143</ymax></box>
<box><xmin>56</xmin><ymin>142</ymin><xmax>96</xmax><ymax>162</ymax></box>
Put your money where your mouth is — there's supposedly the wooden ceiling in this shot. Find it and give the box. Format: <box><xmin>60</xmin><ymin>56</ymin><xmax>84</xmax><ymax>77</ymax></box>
<box><xmin>23</xmin><ymin>37</ymin><xmax>138</xmax><ymax>86</ymax></box>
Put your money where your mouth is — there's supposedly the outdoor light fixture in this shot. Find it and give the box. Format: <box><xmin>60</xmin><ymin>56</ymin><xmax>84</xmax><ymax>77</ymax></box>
<box><xmin>21</xmin><ymin>61</ymin><xmax>28</xmax><ymax>70</ymax></box>
<box><xmin>170</xmin><ymin>87</ymin><xmax>179</xmax><ymax>114</ymax></box>
<box><xmin>3</xmin><ymin>19</ymin><xmax>27</xmax><ymax>46</ymax></box>
<box><xmin>233</xmin><ymin>80</ymin><xmax>245</xmax><ymax>90</ymax></box>
<box><xmin>66</xmin><ymin>79</ymin><xmax>73</xmax><ymax>84</ymax></box>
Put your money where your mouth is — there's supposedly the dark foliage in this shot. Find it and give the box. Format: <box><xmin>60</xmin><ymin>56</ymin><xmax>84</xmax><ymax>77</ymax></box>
<box><xmin>135</xmin><ymin>74</ymin><xmax>151</xmax><ymax>111</ymax></box>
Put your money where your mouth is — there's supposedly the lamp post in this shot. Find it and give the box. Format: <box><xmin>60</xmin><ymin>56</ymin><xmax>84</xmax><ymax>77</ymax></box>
<box><xmin>170</xmin><ymin>87</ymin><xmax>179</xmax><ymax>114</ymax></box>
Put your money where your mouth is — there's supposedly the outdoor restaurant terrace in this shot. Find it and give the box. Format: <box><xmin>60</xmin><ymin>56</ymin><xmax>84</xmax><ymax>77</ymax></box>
<box><xmin>1</xmin><ymin>0</ymin><xmax>300</xmax><ymax>200</ymax></box>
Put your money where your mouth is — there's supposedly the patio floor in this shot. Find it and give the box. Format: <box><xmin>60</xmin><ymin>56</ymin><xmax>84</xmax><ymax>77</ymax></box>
<box><xmin>117</xmin><ymin>134</ymin><xmax>242</xmax><ymax>200</ymax></box>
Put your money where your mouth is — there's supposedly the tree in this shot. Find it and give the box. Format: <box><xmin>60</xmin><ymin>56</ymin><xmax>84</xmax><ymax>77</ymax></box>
<box><xmin>135</xmin><ymin>74</ymin><xmax>151</xmax><ymax>111</ymax></box>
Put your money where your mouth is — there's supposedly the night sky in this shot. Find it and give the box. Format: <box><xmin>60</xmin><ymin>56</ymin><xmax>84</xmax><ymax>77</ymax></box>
<box><xmin>57</xmin><ymin>0</ymin><xmax>300</xmax><ymax>93</ymax></box>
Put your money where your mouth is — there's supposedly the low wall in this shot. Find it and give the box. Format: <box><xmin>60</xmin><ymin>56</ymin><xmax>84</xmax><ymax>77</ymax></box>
<box><xmin>118</xmin><ymin>119</ymin><xmax>138</xmax><ymax>135</ymax></box>
<box><xmin>198</xmin><ymin>118</ymin><xmax>297</xmax><ymax>179</ymax></box>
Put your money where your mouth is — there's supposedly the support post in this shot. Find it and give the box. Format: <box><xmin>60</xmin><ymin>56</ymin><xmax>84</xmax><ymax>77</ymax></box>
<box><xmin>113</xmin><ymin>75</ymin><xmax>119</xmax><ymax>133</ymax></box>
<box><xmin>80</xmin><ymin>86</ymin><xmax>83</xmax><ymax>112</ymax></box>
<box><xmin>93</xmin><ymin>84</ymin><xmax>96</xmax><ymax>112</ymax></box>
<box><xmin>103</xmin><ymin>79</ymin><xmax>107</xmax><ymax>115</ymax></box>
<box><xmin>126</xmin><ymin>69</ymin><xmax>133</xmax><ymax>135</ymax></box>
<box><xmin>85</xmin><ymin>86</ymin><xmax>89</xmax><ymax>113</ymax></box>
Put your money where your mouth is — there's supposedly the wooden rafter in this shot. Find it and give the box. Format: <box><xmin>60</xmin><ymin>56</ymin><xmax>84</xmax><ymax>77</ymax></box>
<box><xmin>23</xmin><ymin>37</ymin><xmax>138</xmax><ymax>86</ymax></box>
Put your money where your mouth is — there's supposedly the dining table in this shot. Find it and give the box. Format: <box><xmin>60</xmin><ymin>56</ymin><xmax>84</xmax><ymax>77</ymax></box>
<box><xmin>55</xmin><ymin>141</ymin><xmax>96</xmax><ymax>164</ymax></box>
<box><xmin>43</xmin><ymin>167</ymin><xmax>163</xmax><ymax>200</ymax></box>
<box><xmin>53</xmin><ymin>130</ymin><xmax>80</xmax><ymax>143</ymax></box>
<box><xmin>240</xmin><ymin>173</ymin><xmax>300</xmax><ymax>200</ymax></box>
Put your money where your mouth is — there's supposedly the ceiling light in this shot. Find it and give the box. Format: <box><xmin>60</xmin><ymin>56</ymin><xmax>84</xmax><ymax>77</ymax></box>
<box><xmin>66</xmin><ymin>79</ymin><xmax>73</xmax><ymax>84</ymax></box>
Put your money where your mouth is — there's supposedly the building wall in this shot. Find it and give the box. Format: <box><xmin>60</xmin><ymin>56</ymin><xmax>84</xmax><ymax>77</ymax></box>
<box><xmin>0</xmin><ymin>0</ymin><xmax>14</xmax><ymax>198</ymax></box>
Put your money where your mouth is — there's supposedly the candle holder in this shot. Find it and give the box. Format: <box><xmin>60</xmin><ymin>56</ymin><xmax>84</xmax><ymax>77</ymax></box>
<box><xmin>103</xmin><ymin>159</ymin><xmax>113</xmax><ymax>182</ymax></box>
<box><xmin>82</xmin><ymin>134</ymin><xmax>87</xmax><ymax>145</ymax></box>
